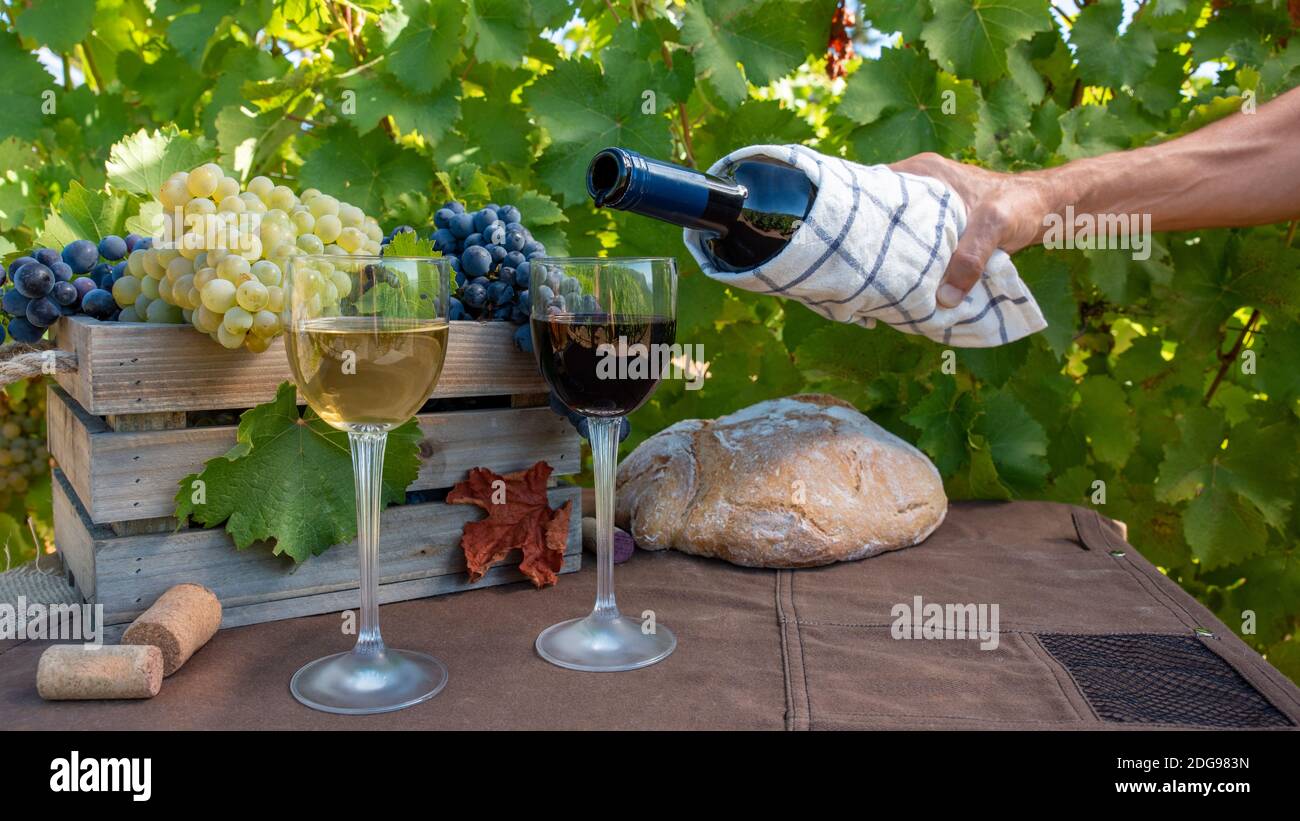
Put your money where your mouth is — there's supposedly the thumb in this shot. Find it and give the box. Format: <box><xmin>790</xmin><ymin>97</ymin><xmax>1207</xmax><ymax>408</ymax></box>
<box><xmin>937</xmin><ymin>206</ymin><xmax>1004</xmax><ymax>308</ymax></box>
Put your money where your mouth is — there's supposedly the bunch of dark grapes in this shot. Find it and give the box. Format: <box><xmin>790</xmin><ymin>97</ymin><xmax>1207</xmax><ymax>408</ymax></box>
<box><xmin>0</xmin><ymin>379</ymin><xmax>50</xmax><ymax>511</ymax></box>
<box><xmin>1</xmin><ymin>235</ymin><xmax>149</xmax><ymax>343</ymax></box>
<box><xmin>400</xmin><ymin>200</ymin><xmax>619</xmax><ymax>442</ymax></box>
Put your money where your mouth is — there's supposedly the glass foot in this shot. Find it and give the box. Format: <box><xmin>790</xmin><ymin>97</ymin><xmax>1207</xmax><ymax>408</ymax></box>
<box><xmin>290</xmin><ymin>648</ymin><xmax>448</xmax><ymax>715</ymax></box>
<box><xmin>536</xmin><ymin>614</ymin><xmax>676</xmax><ymax>672</ymax></box>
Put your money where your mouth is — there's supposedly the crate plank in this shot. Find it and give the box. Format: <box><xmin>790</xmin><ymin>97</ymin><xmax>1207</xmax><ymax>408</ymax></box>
<box><xmin>47</xmin><ymin>384</ymin><xmax>581</xmax><ymax>524</ymax></box>
<box><xmin>218</xmin><ymin>554</ymin><xmax>583</xmax><ymax>629</ymax></box>
<box><xmin>52</xmin><ymin>469</ymin><xmax>582</xmax><ymax>627</ymax></box>
<box><xmin>53</xmin><ymin>315</ymin><xmax>549</xmax><ymax>415</ymax></box>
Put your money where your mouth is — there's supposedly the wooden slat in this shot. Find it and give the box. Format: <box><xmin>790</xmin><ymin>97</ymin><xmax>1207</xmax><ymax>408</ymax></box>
<box><xmin>46</xmin><ymin>383</ymin><xmax>100</xmax><ymax>530</ymax></box>
<box><xmin>51</xmin><ymin>468</ymin><xmax>104</xmax><ymax>602</ymax></box>
<box><xmin>53</xmin><ymin>315</ymin><xmax>548</xmax><ymax>415</ymax></box>
<box><xmin>218</xmin><ymin>554</ymin><xmax>583</xmax><ymax>629</ymax></box>
<box><xmin>53</xmin><ymin>469</ymin><xmax>582</xmax><ymax>627</ymax></box>
<box><xmin>46</xmin><ymin>384</ymin><xmax>582</xmax><ymax>524</ymax></box>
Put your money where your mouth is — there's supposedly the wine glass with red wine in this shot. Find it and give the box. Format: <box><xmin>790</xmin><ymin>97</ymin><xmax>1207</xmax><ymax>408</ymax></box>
<box><xmin>529</xmin><ymin>257</ymin><xmax>678</xmax><ymax>671</ymax></box>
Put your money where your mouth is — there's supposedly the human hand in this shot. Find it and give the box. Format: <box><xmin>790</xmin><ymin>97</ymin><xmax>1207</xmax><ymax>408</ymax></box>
<box><xmin>889</xmin><ymin>153</ymin><xmax>1054</xmax><ymax>308</ymax></box>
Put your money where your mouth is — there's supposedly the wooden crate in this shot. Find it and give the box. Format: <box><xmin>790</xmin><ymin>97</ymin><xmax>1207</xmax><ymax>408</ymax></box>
<box><xmin>46</xmin><ymin>316</ymin><xmax>585</xmax><ymax>628</ymax></box>
<box><xmin>51</xmin><ymin>315</ymin><xmax>548</xmax><ymax>415</ymax></box>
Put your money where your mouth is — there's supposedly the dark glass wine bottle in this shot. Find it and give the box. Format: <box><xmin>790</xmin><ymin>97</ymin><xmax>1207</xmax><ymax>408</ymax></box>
<box><xmin>586</xmin><ymin>147</ymin><xmax>816</xmax><ymax>273</ymax></box>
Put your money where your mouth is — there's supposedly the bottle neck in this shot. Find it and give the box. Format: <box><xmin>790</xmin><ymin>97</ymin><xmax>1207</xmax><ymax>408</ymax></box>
<box><xmin>587</xmin><ymin>148</ymin><xmax>745</xmax><ymax>236</ymax></box>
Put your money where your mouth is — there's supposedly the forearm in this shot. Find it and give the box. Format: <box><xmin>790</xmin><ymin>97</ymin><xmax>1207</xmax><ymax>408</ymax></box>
<box><xmin>1035</xmin><ymin>86</ymin><xmax>1300</xmax><ymax>233</ymax></box>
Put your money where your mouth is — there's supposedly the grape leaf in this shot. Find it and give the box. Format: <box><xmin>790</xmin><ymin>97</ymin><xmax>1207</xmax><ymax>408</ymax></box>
<box><xmin>105</xmin><ymin>126</ymin><xmax>217</xmax><ymax>198</ymax></box>
<box><xmin>1070</xmin><ymin>0</ymin><xmax>1157</xmax><ymax>89</ymax></box>
<box><xmin>15</xmin><ymin>0</ymin><xmax>95</xmax><ymax>54</ymax></box>
<box><xmin>1184</xmin><ymin>484</ymin><xmax>1268</xmax><ymax>570</ymax></box>
<box><xmin>865</xmin><ymin>0</ymin><xmax>930</xmax><ymax>42</ymax></box>
<box><xmin>214</xmin><ymin>105</ymin><xmax>298</xmax><ymax>182</ymax></box>
<box><xmin>972</xmin><ymin>388</ymin><xmax>1049</xmax><ymax>492</ymax></box>
<box><xmin>166</xmin><ymin>0</ymin><xmax>237</xmax><ymax>68</ymax></box>
<box><xmin>841</xmin><ymin>45</ymin><xmax>978</xmax><ymax>162</ymax></box>
<box><xmin>921</xmin><ymin>0</ymin><xmax>1052</xmax><ymax>86</ymax></box>
<box><xmin>341</xmin><ymin>71</ymin><xmax>461</xmax><ymax>145</ymax></box>
<box><xmin>902</xmin><ymin>376</ymin><xmax>974</xmax><ymax>476</ymax></box>
<box><xmin>458</xmin><ymin>96</ymin><xmax>534</xmax><ymax>168</ymax></box>
<box><xmin>692</xmin><ymin>99</ymin><xmax>815</xmax><ymax>167</ymax></box>
<box><xmin>681</xmin><ymin>0</ymin><xmax>825</xmax><ymax>108</ymax></box>
<box><xmin>1015</xmin><ymin>251</ymin><xmax>1075</xmax><ymax>358</ymax></box>
<box><xmin>954</xmin><ymin>433</ymin><xmax>1013</xmax><ymax>500</ymax></box>
<box><xmin>446</xmin><ymin>461</ymin><xmax>573</xmax><ymax>588</ymax></box>
<box><xmin>1255</xmin><ymin>321</ymin><xmax>1300</xmax><ymax>406</ymax></box>
<box><xmin>299</xmin><ymin>126</ymin><xmax>430</xmax><ymax>215</ymax></box>
<box><xmin>465</xmin><ymin>0</ymin><xmax>530</xmax><ymax>64</ymax></box>
<box><xmin>174</xmin><ymin>382</ymin><xmax>422</xmax><ymax>563</ymax></box>
<box><xmin>525</xmin><ymin>55</ymin><xmax>672</xmax><ymax>204</ymax></box>
<box><xmin>1077</xmin><ymin>375</ymin><xmax>1138</xmax><ymax>468</ymax></box>
<box><xmin>957</xmin><ymin>337</ymin><xmax>1030</xmax><ymax>387</ymax></box>
<box><xmin>0</xmin><ymin>33</ymin><xmax>60</xmax><ymax>143</ymax></box>
<box><xmin>382</xmin><ymin>0</ymin><xmax>464</xmax><ymax>94</ymax></box>
<box><xmin>36</xmin><ymin>182</ymin><xmax>129</xmax><ymax>247</ymax></box>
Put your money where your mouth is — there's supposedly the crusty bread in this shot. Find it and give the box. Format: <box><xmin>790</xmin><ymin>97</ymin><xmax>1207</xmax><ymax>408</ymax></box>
<box><xmin>615</xmin><ymin>394</ymin><xmax>947</xmax><ymax>568</ymax></box>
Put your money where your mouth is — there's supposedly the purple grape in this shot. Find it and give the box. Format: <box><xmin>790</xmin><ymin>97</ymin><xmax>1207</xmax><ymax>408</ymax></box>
<box><xmin>62</xmin><ymin>239</ymin><xmax>99</xmax><ymax>274</ymax></box>
<box><xmin>81</xmin><ymin>288</ymin><xmax>116</xmax><ymax>320</ymax></box>
<box><xmin>5</xmin><ymin>316</ymin><xmax>43</xmax><ymax>343</ymax></box>
<box><xmin>50</xmin><ymin>280</ymin><xmax>78</xmax><ymax>307</ymax></box>
<box><xmin>3</xmin><ymin>287</ymin><xmax>31</xmax><ymax>316</ymax></box>
<box><xmin>98</xmin><ymin>235</ymin><xmax>128</xmax><ymax>261</ymax></box>
<box><xmin>25</xmin><ymin>296</ymin><xmax>61</xmax><ymax>328</ymax></box>
<box><xmin>7</xmin><ymin>256</ymin><xmax>36</xmax><ymax>278</ymax></box>
<box><xmin>462</xmin><ymin>281</ymin><xmax>487</xmax><ymax>309</ymax></box>
<box><xmin>33</xmin><ymin>248</ymin><xmax>60</xmax><ymax>267</ymax></box>
<box><xmin>462</xmin><ymin>246</ymin><xmax>492</xmax><ymax>277</ymax></box>
<box><xmin>14</xmin><ymin>263</ymin><xmax>54</xmax><ymax>298</ymax></box>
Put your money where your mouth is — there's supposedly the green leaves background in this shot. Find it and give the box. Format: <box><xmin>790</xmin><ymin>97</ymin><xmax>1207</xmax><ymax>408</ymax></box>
<box><xmin>1</xmin><ymin>0</ymin><xmax>1298</xmax><ymax>681</ymax></box>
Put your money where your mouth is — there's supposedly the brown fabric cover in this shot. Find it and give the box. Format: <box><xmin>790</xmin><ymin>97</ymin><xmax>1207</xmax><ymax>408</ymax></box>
<box><xmin>2</xmin><ymin>501</ymin><xmax>1297</xmax><ymax>730</ymax></box>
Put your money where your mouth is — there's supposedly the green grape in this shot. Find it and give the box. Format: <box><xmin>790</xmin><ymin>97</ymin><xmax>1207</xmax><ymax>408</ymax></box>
<box><xmin>112</xmin><ymin>275</ymin><xmax>143</xmax><ymax>308</ymax></box>
<box><xmin>222</xmin><ymin>306</ymin><xmax>254</xmax><ymax>335</ymax></box>
<box><xmin>236</xmin><ymin>280</ymin><xmax>269</xmax><ymax>312</ymax></box>
<box><xmin>201</xmin><ymin>279</ymin><xmax>238</xmax><ymax>313</ymax></box>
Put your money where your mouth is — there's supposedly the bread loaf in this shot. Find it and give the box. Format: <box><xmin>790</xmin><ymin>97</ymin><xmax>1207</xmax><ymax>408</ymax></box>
<box><xmin>615</xmin><ymin>394</ymin><xmax>947</xmax><ymax>568</ymax></box>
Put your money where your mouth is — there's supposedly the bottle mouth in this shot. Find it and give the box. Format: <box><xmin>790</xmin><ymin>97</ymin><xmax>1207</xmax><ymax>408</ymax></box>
<box><xmin>587</xmin><ymin>148</ymin><xmax>631</xmax><ymax>207</ymax></box>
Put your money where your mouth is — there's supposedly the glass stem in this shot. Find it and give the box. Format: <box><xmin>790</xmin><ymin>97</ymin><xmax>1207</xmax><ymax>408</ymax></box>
<box><xmin>349</xmin><ymin>428</ymin><xmax>387</xmax><ymax>656</ymax></box>
<box><xmin>588</xmin><ymin>416</ymin><xmax>622</xmax><ymax>621</ymax></box>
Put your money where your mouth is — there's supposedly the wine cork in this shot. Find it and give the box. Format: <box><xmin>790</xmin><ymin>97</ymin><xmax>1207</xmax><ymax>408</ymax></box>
<box><xmin>37</xmin><ymin>644</ymin><xmax>163</xmax><ymax>700</ymax></box>
<box><xmin>121</xmin><ymin>583</ymin><xmax>222</xmax><ymax>676</ymax></box>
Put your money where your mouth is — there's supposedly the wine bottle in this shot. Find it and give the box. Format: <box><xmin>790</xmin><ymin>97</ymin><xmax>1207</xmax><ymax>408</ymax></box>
<box><xmin>586</xmin><ymin>147</ymin><xmax>816</xmax><ymax>273</ymax></box>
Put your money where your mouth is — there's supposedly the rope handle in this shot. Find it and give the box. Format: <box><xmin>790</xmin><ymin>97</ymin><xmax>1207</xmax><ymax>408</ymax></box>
<box><xmin>0</xmin><ymin>340</ymin><xmax>78</xmax><ymax>385</ymax></box>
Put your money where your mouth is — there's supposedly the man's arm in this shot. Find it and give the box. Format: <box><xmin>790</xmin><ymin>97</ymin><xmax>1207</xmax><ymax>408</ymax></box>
<box><xmin>891</xmin><ymin>85</ymin><xmax>1300</xmax><ymax>308</ymax></box>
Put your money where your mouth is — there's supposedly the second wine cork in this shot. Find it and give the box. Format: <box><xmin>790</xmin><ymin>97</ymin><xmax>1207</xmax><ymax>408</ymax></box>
<box><xmin>37</xmin><ymin>644</ymin><xmax>163</xmax><ymax>700</ymax></box>
<box><xmin>122</xmin><ymin>583</ymin><xmax>222</xmax><ymax>676</ymax></box>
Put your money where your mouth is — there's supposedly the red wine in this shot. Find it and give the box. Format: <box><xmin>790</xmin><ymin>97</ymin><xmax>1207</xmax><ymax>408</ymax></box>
<box><xmin>587</xmin><ymin>147</ymin><xmax>815</xmax><ymax>273</ymax></box>
<box><xmin>532</xmin><ymin>313</ymin><xmax>676</xmax><ymax>417</ymax></box>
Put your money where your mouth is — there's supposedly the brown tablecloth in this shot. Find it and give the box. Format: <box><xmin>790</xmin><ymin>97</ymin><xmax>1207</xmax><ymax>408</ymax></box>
<box><xmin>3</xmin><ymin>501</ymin><xmax>1298</xmax><ymax>730</ymax></box>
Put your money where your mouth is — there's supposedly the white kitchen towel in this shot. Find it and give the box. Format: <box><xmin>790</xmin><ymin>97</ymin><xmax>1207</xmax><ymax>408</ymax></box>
<box><xmin>682</xmin><ymin>144</ymin><xmax>1047</xmax><ymax>348</ymax></box>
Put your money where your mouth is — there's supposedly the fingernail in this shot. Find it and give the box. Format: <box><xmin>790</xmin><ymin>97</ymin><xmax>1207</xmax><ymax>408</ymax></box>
<box><xmin>937</xmin><ymin>283</ymin><xmax>963</xmax><ymax>308</ymax></box>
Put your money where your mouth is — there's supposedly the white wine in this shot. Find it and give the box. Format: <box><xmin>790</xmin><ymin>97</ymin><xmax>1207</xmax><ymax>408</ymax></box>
<box><xmin>288</xmin><ymin>316</ymin><xmax>449</xmax><ymax>429</ymax></box>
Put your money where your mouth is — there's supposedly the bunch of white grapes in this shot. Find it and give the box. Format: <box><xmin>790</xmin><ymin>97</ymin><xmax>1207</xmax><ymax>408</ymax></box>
<box><xmin>111</xmin><ymin>163</ymin><xmax>385</xmax><ymax>352</ymax></box>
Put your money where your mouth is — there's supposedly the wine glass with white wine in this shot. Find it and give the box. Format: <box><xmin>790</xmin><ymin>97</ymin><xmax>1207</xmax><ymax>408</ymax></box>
<box><xmin>285</xmin><ymin>253</ymin><xmax>450</xmax><ymax>714</ymax></box>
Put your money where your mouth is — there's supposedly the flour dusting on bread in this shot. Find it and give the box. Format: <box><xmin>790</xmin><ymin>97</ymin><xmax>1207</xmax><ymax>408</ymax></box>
<box><xmin>616</xmin><ymin>395</ymin><xmax>948</xmax><ymax>568</ymax></box>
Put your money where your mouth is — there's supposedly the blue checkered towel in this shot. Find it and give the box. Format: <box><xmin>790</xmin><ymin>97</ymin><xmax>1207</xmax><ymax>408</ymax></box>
<box><xmin>682</xmin><ymin>144</ymin><xmax>1047</xmax><ymax>348</ymax></box>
